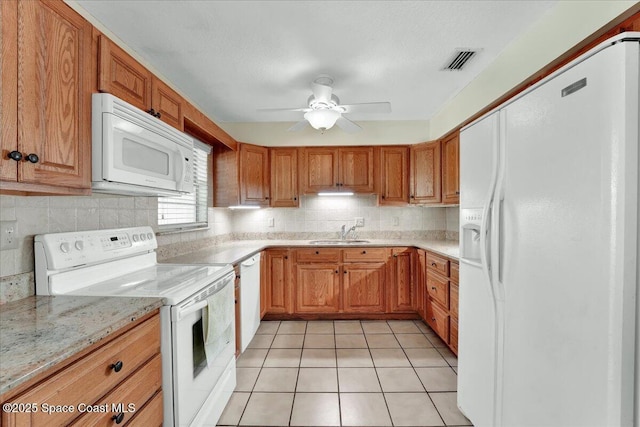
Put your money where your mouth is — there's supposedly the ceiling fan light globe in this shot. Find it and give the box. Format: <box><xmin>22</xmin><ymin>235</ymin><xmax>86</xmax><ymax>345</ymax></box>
<box><xmin>304</xmin><ymin>109</ymin><xmax>341</xmax><ymax>130</ymax></box>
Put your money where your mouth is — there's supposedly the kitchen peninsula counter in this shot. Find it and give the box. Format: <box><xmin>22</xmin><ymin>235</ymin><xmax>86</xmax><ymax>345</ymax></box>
<box><xmin>0</xmin><ymin>295</ymin><xmax>163</xmax><ymax>396</ymax></box>
<box><xmin>163</xmin><ymin>239</ymin><xmax>459</xmax><ymax>265</ymax></box>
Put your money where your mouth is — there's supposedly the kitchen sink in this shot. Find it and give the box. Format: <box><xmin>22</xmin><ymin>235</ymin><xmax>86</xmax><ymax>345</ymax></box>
<box><xmin>309</xmin><ymin>239</ymin><xmax>370</xmax><ymax>245</ymax></box>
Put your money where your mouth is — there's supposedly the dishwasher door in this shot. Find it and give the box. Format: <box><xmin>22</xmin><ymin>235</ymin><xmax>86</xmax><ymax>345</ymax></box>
<box><xmin>239</xmin><ymin>254</ymin><xmax>261</xmax><ymax>352</ymax></box>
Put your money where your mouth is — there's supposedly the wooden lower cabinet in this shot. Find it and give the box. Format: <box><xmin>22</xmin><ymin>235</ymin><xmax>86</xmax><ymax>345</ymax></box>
<box><xmin>0</xmin><ymin>312</ymin><xmax>162</xmax><ymax>427</ymax></box>
<box><xmin>425</xmin><ymin>298</ymin><xmax>449</xmax><ymax>343</ymax></box>
<box><xmin>388</xmin><ymin>247</ymin><xmax>415</xmax><ymax>313</ymax></box>
<box><xmin>416</xmin><ymin>249</ymin><xmax>427</xmax><ymax>318</ymax></box>
<box><xmin>263</xmin><ymin>249</ymin><xmax>292</xmax><ymax>314</ymax></box>
<box><xmin>343</xmin><ymin>263</ymin><xmax>386</xmax><ymax>313</ymax></box>
<box><xmin>295</xmin><ymin>264</ymin><xmax>341</xmax><ymax>313</ymax></box>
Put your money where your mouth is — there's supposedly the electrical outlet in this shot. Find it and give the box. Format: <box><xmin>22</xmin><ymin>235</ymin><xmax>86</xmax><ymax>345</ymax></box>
<box><xmin>393</xmin><ymin>216</ymin><xmax>399</xmax><ymax>226</ymax></box>
<box><xmin>355</xmin><ymin>217</ymin><xmax>365</xmax><ymax>227</ymax></box>
<box><xmin>268</xmin><ymin>217</ymin><xmax>275</xmax><ymax>227</ymax></box>
<box><xmin>0</xmin><ymin>221</ymin><xmax>18</xmax><ymax>250</ymax></box>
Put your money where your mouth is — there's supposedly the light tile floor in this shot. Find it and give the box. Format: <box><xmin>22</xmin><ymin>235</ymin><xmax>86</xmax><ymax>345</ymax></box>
<box><xmin>218</xmin><ymin>320</ymin><xmax>472</xmax><ymax>427</ymax></box>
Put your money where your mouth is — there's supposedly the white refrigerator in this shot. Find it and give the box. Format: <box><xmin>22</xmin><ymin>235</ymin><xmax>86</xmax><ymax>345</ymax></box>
<box><xmin>458</xmin><ymin>33</ymin><xmax>640</xmax><ymax>427</ymax></box>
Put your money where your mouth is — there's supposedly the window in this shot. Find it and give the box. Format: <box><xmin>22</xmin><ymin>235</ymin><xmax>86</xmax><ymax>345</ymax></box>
<box><xmin>158</xmin><ymin>139</ymin><xmax>211</xmax><ymax>231</ymax></box>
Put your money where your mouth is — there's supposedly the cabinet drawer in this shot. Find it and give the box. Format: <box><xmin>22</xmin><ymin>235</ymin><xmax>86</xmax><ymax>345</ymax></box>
<box><xmin>426</xmin><ymin>271</ymin><xmax>449</xmax><ymax>309</ymax></box>
<box><xmin>426</xmin><ymin>252</ymin><xmax>449</xmax><ymax>276</ymax></box>
<box><xmin>342</xmin><ymin>248</ymin><xmax>388</xmax><ymax>262</ymax></box>
<box><xmin>296</xmin><ymin>248</ymin><xmax>340</xmax><ymax>263</ymax></box>
<box><xmin>3</xmin><ymin>315</ymin><xmax>160</xmax><ymax>427</ymax></box>
<box><xmin>450</xmin><ymin>282</ymin><xmax>459</xmax><ymax>319</ymax></box>
<box><xmin>70</xmin><ymin>354</ymin><xmax>162</xmax><ymax>426</ymax></box>
<box><xmin>425</xmin><ymin>299</ymin><xmax>449</xmax><ymax>343</ymax></box>
<box><xmin>450</xmin><ymin>262</ymin><xmax>459</xmax><ymax>284</ymax></box>
<box><xmin>126</xmin><ymin>390</ymin><xmax>163</xmax><ymax>427</ymax></box>
<box><xmin>450</xmin><ymin>317</ymin><xmax>458</xmax><ymax>354</ymax></box>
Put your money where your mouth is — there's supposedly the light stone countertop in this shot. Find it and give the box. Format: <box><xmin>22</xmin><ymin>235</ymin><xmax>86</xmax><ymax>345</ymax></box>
<box><xmin>0</xmin><ymin>296</ymin><xmax>163</xmax><ymax>396</ymax></box>
<box><xmin>163</xmin><ymin>239</ymin><xmax>459</xmax><ymax>266</ymax></box>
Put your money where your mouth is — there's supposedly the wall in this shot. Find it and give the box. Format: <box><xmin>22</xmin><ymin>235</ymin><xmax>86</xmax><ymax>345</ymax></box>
<box><xmin>0</xmin><ymin>193</ymin><xmax>456</xmax><ymax>304</ymax></box>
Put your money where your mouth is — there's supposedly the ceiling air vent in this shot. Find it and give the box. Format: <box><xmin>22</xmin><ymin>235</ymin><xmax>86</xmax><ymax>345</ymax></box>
<box><xmin>443</xmin><ymin>49</ymin><xmax>479</xmax><ymax>71</ymax></box>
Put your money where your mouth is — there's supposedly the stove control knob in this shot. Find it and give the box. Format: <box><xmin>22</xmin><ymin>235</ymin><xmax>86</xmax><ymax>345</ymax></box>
<box><xmin>60</xmin><ymin>242</ymin><xmax>70</xmax><ymax>253</ymax></box>
<box><xmin>146</xmin><ymin>233</ymin><xmax>153</xmax><ymax>240</ymax></box>
<box><xmin>74</xmin><ymin>241</ymin><xmax>84</xmax><ymax>251</ymax></box>
<box><xmin>132</xmin><ymin>234</ymin><xmax>139</xmax><ymax>242</ymax></box>
<box><xmin>140</xmin><ymin>234</ymin><xmax>146</xmax><ymax>241</ymax></box>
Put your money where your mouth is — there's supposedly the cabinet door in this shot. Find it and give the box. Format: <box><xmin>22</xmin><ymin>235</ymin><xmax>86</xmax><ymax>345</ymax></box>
<box><xmin>416</xmin><ymin>250</ymin><xmax>427</xmax><ymax>318</ymax></box>
<box><xmin>265</xmin><ymin>250</ymin><xmax>292</xmax><ymax>314</ymax></box>
<box><xmin>343</xmin><ymin>263</ymin><xmax>386</xmax><ymax>313</ymax></box>
<box><xmin>0</xmin><ymin>0</ymin><xmax>17</xmax><ymax>182</ymax></box>
<box><xmin>425</xmin><ymin>298</ymin><xmax>449</xmax><ymax>343</ymax></box>
<box><xmin>295</xmin><ymin>264</ymin><xmax>341</xmax><ymax>313</ymax></box>
<box><xmin>441</xmin><ymin>132</ymin><xmax>460</xmax><ymax>204</ymax></box>
<box><xmin>388</xmin><ymin>247</ymin><xmax>414</xmax><ymax>313</ymax></box>
<box><xmin>98</xmin><ymin>35</ymin><xmax>152</xmax><ymax>111</ymax></box>
<box><xmin>270</xmin><ymin>148</ymin><xmax>299</xmax><ymax>207</ymax></box>
<box><xmin>379</xmin><ymin>146</ymin><xmax>409</xmax><ymax>205</ymax></box>
<box><xmin>410</xmin><ymin>141</ymin><xmax>441</xmax><ymax>204</ymax></box>
<box><xmin>239</xmin><ymin>144</ymin><xmax>270</xmax><ymax>206</ymax></box>
<box><xmin>151</xmin><ymin>78</ymin><xmax>184</xmax><ymax>131</ymax></box>
<box><xmin>302</xmin><ymin>147</ymin><xmax>339</xmax><ymax>192</ymax></box>
<box><xmin>17</xmin><ymin>0</ymin><xmax>91</xmax><ymax>188</ymax></box>
<box><xmin>338</xmin><ymin>147</ymin><xmax>374</xmax><ymax>192</ymax></box>
<box><xmin>266</xmin><ymin>249</ymin><xmax>293</xmax><ymax>313</ymax></box>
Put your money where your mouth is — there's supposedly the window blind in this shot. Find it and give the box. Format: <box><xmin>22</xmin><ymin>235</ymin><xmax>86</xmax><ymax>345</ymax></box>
<box><xmin>158</xmin><ymin>139</ymin><xmax>211</xmax><ymax>230</ymax></box>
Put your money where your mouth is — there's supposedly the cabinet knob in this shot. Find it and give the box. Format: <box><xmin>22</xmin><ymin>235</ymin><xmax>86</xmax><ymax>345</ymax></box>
<box><xmin>265</xmin><ymin>196</ymin><xmax>270</xmax><ymax>200</ymax></box>
<box><xmin>315</xmin><ymin>251</ymin><xmax>319</xmax><ymax>255</ymax></box>
<box><xmin>431</xmin><ymin>317</ymin><xmax>436</xmax><ymax>322</ymax></box>
<box><xmin>110</xmin><ymin>360</ymin><xmax>124</xmax><ymax>372</ymax></box>
<box><xmin>235</xmin><ymin>275</ymin><xmax>241</xmax><ymax>279</ymax></box>
<box><xmin>361</xmin><ymin>250</ymin><xmax>367</xmax><ymax>254</ymax></box>
<box><xmin>381</xmin><ymin>195</ymin><xmax>385</xmax><ymax>199</ymax></box>
<box><xmin>155</xmin><ymin>111</ymin><xmax>161</xmax><ymax>118</ymax></box>
<box><xmin>112</xmin><ymin>412</ymin><xmax>125</xmax><ymax>424</ymax></box>
<box><xmin>7</xmin><ymin>151</ymin><xmax>22</xmax><ymax>161</ymax></box>
<box><xmin>455</xmin><ymin>191</ymin><xmax>460</xmax><ymax>195</ymax></box>
<box><xmin>25</xmin><ymin>153</ymin><xmax>39</xmax><ymax>163</ymax></box>
<box><xmin>431</xmin><ymin>262</ymin><xmax>437</xmax><ymax>267</ymax></box>
<box><xmin>284</xmin><ymin>256</ymin><xmax>288</xmax><ymax>260</ymax></box>
<box><xmin>410</xmin><ymin>195</ymin><xmax>415</xmax><ymax>199</ymax></box>
<box><xmin>393</xmin><ymin>254</ymin><xmax>398</xmax><ymax>258</ymax></box>
<box><xmin>431</xmin><ymin>286</ymin><xmax>437</xmax><ymax>290</ymax></box>
<box><xmin>335</xmin><ymin>270</ymin><xmax>339</xmax><ymax>274</ymax></box>
<box><xmin>343</xmin><ymin>270</ymin><xmax>347</xmax><ymax>274</ymax></box>
<box><xmin>147</xmin><ymin>108</ymin><xmax>156</xmax><ymax>116</ymax></box>
<box><xmin>293</xmin><ymin>197</ymin><xmax>297</xmax><ymax>201</ymax></box>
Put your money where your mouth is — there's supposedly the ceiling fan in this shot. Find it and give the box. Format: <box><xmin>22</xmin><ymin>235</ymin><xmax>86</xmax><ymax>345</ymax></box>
<box><xmin>259</xmin><ymin>75</ymin><xmax>391</xmax><ymax>133</ymax></box>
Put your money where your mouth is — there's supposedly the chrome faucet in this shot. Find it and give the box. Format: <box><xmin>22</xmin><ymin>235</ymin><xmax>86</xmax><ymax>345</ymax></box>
<box><xmin>340</xmin><ymin>224</ymin><xmax>357</xmax><ymax>240</ymax></box>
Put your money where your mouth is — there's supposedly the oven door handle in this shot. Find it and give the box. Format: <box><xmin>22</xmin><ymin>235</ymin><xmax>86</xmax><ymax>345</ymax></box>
<box><xmin>174</xmin><ymin>299</ymin><xmax>208</xmax><ymax>322</ymax></box>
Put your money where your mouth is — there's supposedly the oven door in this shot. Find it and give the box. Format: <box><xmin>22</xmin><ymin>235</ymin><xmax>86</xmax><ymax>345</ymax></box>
<box><xmin>171</xmin><ymin>272</ymin><xmax>235</xmax><ymax>426</ymax></box>
<box><xmin>101</xmin><ymin>112</ymin><xmax>192</xmax><ymax>192</ymax></box>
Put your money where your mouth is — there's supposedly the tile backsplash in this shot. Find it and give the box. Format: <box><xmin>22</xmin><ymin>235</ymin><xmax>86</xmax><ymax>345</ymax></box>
<box><xmin>0</xmin><ymin>193</ymin><xmax>458</xmax><ymax>304</ymax></box>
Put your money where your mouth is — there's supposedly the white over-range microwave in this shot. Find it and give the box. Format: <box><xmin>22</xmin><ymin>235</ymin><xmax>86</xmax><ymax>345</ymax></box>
<box><xmin>92</xmin><ymin>93</ymin><xmax>194</xmax><ymax>197</ymax></box>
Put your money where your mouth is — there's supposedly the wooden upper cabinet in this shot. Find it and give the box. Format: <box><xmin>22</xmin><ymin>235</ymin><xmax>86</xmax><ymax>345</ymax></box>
<box><xmin>302</xmin><ymin>147</ymin><xmax>373</xmax><ymax>193</ymax></box>
<box><xmin>1</xmin><ymin>0</ymin><xmax>92</xmax><ymax>193</ymax></box>
<box><xmin>239</xmin><ymin>143</ymin><xmax>270</xmax><ymax>206</ymax></box>
<box><xmin>98</xmin><ymin>35</ymin><xmax>152</xmax><ymax>111</ymax></box>
<box><xmin>302</xmin><ymin>147</ymin><xmax>339</xmax><ymax>192</ymax></box>
<box><xmin>270</xmin><ymin>148</ymin><xmax>299</xmax><ymax>207</ymax></box>
<box><xmin>378</xmin><ymin>146</ymin><xmax>409</xmax><ymax>205</ymax></box>
<box><xmin>410</xmin><ymin>141</ymin><xmax>441</xmax><ymax>204</ymax></box>
<box><xmin>152</xmin><ymin>78</ymin><xmax>184</xmax><ymax>131</ymax></box>
<box><xmin>338</xmin><ymin>147</ymin><xmax>374</xmax><ymax>192</ymax></box>
<box><xmin>98</xmin><ymin>35</ymin><xmax>185</xmax><ymax>131</ymax></box>
<box><xmin>441</xmin><ymin>131</ymin><xmax>460</xmax><ymax>204</ymax></box>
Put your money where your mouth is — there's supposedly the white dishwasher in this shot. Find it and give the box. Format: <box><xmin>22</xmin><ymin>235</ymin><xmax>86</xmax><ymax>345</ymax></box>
<box><xmin>239</xmin><ymin>253</ymin><xmax>261</xmax><ymax>352</ymax></box>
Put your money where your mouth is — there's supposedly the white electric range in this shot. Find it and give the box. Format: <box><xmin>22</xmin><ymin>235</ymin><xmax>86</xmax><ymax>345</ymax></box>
<box><xmin>34</xmin><ymin>226</ymin><xmax>236</xmax><ymax>427</ymax></box>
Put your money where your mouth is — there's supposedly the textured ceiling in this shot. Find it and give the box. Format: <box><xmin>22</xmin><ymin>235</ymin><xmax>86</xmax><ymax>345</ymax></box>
<box><xmin>76</xmin><ymin>0</ymin><xmax>555</xmax><ymax>126</ymax></box>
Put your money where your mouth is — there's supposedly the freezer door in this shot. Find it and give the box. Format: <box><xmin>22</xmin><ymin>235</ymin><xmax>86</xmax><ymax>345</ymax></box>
<box><xmin>458</xmin><ymin>112</ymin><xmax>500</xmax><ymax>427</ymax></box>
<box><xmin>499</xmin><ymin>41</ymin><xmax>639</xmax><ymax>427</ymax></box>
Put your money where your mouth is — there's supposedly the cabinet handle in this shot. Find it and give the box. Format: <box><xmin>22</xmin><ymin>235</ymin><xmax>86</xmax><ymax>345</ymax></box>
<box><xmin>25</xmin><ymin>153</ymin><xmax>39</xmax><ymax>163</ymax></box>
<box><xmin>8</xmin><ymin>151</ymin><xmax>22</xmax><ymax>161</ymax></box>
<box><xmin>431</xmin><ymin>262</ymin><xmax>437</xmax><ymax>267</ymax></box>
<box><xmin>112</xmin><ymin>412</ymin><xmax>125</xmax><ymax>424</ymax></box>
<box><xmin>235</xmin><ymin>275</ymin><xmax>241</xmax><ymax>279</ymax></box>
<box><xmin>110</xmin><ymin>360</ymin><xmax>124</xmax><ymax>372</ymax></box>
<box><xmin>431</xmin><ymin>286</ymin><xmax>437</xmax><ymax>290</ymax></box>
<box><xmin>147</xmin><ymin>108</ymin><xmax>156</xmax><ymax>116</ymax></box>
<box><xmin>155</xmin><ymin>111</ymin><xmax>161</xmax><ymax>118</ymax></box>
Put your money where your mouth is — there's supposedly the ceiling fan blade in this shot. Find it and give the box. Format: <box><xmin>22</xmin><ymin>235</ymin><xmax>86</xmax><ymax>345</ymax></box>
<box><xmin>312</xmin><ymin>82</ymin><xmax>333</xmax><ymax>103</ymax></box>
<box><xmin>257</xmin><ymin>107</ymin><xmax>309</xmax><ymax>112</ymax></box>
<box><xmin>335</xmin><ymin>116</ymin><xmax>362</xmax><ymax>133</ymax></box>
<box><xmin>287</xmin><ymin>120</ymin><xmax>309</xmax><ymax>132</ymax></box>
<box><xmin>339</xmin><ymin>102</ymin><xmax>391</xmax><ymax>114</ymax></box>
